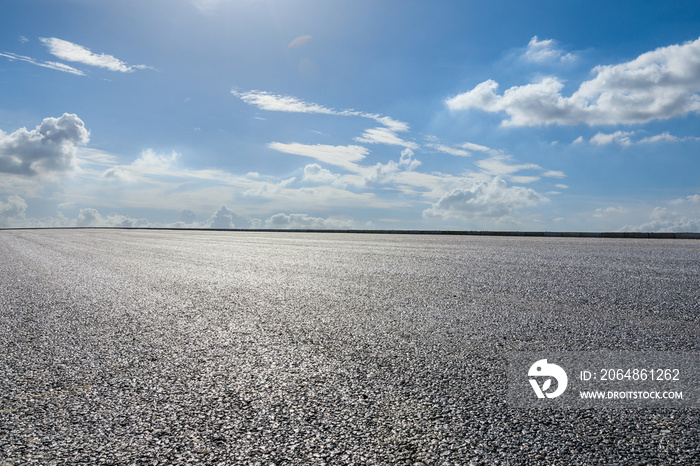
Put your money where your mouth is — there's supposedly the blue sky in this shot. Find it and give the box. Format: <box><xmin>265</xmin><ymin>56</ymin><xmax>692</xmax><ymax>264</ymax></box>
<box><xmin>1</xmin><ymin>0</ymin><xmax>700</xmax><ymax>231</ymax></box>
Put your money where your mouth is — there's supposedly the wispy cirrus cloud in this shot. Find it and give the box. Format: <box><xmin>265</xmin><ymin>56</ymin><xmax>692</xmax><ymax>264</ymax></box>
<box><xmin>40</xmin><ymin>37</ymin><xmax>151</xmax><ymax>72</ymax></box>
<box><xmin>430</xmin><ymin>141</ymin><xmax>500</xmax><ymax>157</ymax></box>
<box><xmin>585</xmin><ymin>130</ymin><xmax>700</xmax><ymax>146</ymax></box>
<box><xmin>232</xmin><ymin>90</ymin><xmax>410</xmax><ymax>132</ymax></box>
<box><xmin>234</xmin><ymin>90</ymin><xmax>337</xmax><ymax>115</ymax></box>
<box><xmin>446</xmin><ymin>36</ymin><xmax>700</xmax><ymax>126</ymax></box>
<box><xmin>429</xmin><ymin>144</ymin><xmax>471</xmax><ymax>157</ymax></box>
<box><xmin>267</xmin><ymin>143</ymin><xmax>368</xmax><ymax>172</ymax></box>
<box><xmin>354</xmin><ymin>127</ymin><xmax>418</xmax><ymax>149</ymax></box>
<box><xmin>475</xmin><ymin>155</ymin><xmax>541</xmax><ymax>177</ymax></box>
<box><xmin>0</xmin><ymin>51</ymin><xmax>85</xmax><ymax>75</ymax></box>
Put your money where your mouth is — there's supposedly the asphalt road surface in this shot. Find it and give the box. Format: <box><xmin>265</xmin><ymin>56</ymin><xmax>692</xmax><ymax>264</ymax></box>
<box><xmin>1</xmin><ymin>229</ymin><xmax>698</xmax><ymax>465</ymax></box>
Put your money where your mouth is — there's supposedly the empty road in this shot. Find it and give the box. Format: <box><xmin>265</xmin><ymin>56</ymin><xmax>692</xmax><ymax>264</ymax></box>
<box><xmin>1</xmin><ymin>229</ymin><xmax>698</xmax><ymax>464</ymax></box>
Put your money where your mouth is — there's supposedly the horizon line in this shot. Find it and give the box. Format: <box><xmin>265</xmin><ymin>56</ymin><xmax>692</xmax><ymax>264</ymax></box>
<box><xmin>1</xmin><ymin>226</ymin><xmax>699</xmax><ymax>239</ymax></box>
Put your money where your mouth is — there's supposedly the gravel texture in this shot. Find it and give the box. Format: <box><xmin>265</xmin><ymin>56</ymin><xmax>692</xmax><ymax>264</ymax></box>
<box><xmin>0</xmin><ymin>229</ymin><xmax>698</xmax><ymax>465</ymax></box>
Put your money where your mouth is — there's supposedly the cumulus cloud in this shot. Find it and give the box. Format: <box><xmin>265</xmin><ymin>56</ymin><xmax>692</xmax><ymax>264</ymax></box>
<box><xmin>673</xmin><ymin>194</ymin><xmax>700</xmax><ymax>204</ymax></box>
<box><xmin>267</xmin><ymin>143</ymin><xmax>368</xmax><ymax>172</ymax></box>
<box><xmin>302</xmin><ymin>163</ymin><xmax>341</xmax><ymax>185</ymax></box>
<box><xmin>208</xmin><ymin>205</ymin><xmax>258</xmax><ymax>229</ymax></box>
<box><xmin>524</xmin><ymin>36</ymin><xmax>576</xmax><ymax>63</ymax></box>
<box><xmin>590</xmin><ymin>131</ymin><xmax>635</xmax><ymax>146</ymax></box>
<box><xmin>620</xmin><ymin>194</ymin><xmax>700</xmax><ymax>232</ymax></box>
<box><xmin>446</xmin><ymin>36</ymin><xmax>700</xmax><ymax>126</ymax></box>
<box><xmin>179</xmin><ymin>209</ymin><xmax>197</xmax><ymax>224</ymax></box>
<box><xmin>264</xmin><ymin>213</ymin><xmax>355</xmax><ymax>230</ymax></box>
<box><xmin>209</xmin><ymin>205</ymin><xmax>236</xmax><ymax>229</ymax></box>
<box><xmin>40</xmin><ymin>38</ymin><xmax>150</xmax><ymax>72</ymax></box>
<box><xmin>0</xmin><ymin>195</ymin><xmax>28</xmax><ymax>227</ymax></box>
<box><xmin>0</xmin><ymin>113</ymin><xmax>89</xmax><ymax>176</ymax></box>
<box><xmin>423</xmin><ymin>177</ymin><xmax>547</xmax><ymax>220</ymax></box>
<box><xmin>361</xmin><ymin>148</ymin><xmax>421</xmax><ymax>187</ymax></box>
<box><xmin>624</xmin><ymin>207</ymin><xmax>700</xmax><ymax>232</ymax></box>
<box><xmin>75</xmin><ymin>208</ymin><xmax>149</xmax><ymax>227</ymax></box>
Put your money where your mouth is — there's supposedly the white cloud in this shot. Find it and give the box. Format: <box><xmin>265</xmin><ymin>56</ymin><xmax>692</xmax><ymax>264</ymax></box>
<box><xmin>423</xmin><ymin>176</ymin><xmax>547</xmax><ymax>221</ymax></box>
<box><xmin>58</xmin><ymin>201</ymin><xmax>76</xmax><ymax>210</ymax></box>
<box><xmin>620</xmin><ymin>195</ymin><xmax>700</xmax><ymax>232</ymax></box>
<box><xmin>543</xmin><ymin>170</ymin><xmax>566</xmax><ymax>178</ymax></box>
<box><xmin>264</xmin><ymin>213</ymin><xmax>356</xmax><ymax>229</ymax></box>
<box><xmin>638</xmin><ymin>132</ymin><xmax>679</xmax><ymax>144</ymax></box>
<box><xmin>0</xmin><ymin>51</ymin><xmax>86</xmax><ymax>75</ymax></box>
<box><xmin>460</xmin><ymin>142</ymin><xmax>494</xmax><ymax>153</ymax></box>
<box><xmin>75</xmin><ymin>207</ymin><xmax>149</xmax><ymax>227</ymax></box>
<box><xmin>40</xmin><ymin>38</ymin><xmax>149</xmax><ymax>72</ymax></box>
<box><xmin>244</xmin><ymin>176</ymin><xmax>296</xmax><ymax>196</ymax></box>
<box><xmin>510</xmin><ymin>176</ymin><xmax>540</xmax><ymax>184</ymax></box>
<box><xmin>427</xmin><ymin>141</ymin><xmax>494</xmax><ymax>157</ymax></box>
<box><xmin>429</xmin><ymin>144</ymin><xmax>471</xmax><ymax>157</ymax></box>
<box><xmin>594</xmin><ymin>206</ymin><xmax>627</xmax><ymax>218</ymax></box>
<box><xmin>623</xmin><ymin>207</ymin><xmax>700</xmax><ymax>232</ymax></box>
<box><xmin>302</xmin><ymin>163</ymin><xmax>341</xmax><ymax>185</ymax></box>
<box><xmin>525</xmin><ymin>36</ymin><xmax>576</xmax><ymax>63</ymax></box>
<box><xmin>132</xmin><ymin>149</ymin><xmax>180</xmax><ymax>170</ymax></box>
<box><xmin>475</xmin><ymin>155</ymin><xmax>541</xmax><ymax>177</ymax></box>
<box><xmin>590</xmin><ymin>131</ymin><xmax>634</xmax><ymax>146</ymax></box>
<box><xmin>446</xmin><ymin>36</ymin><xmax>700</xmax><ymax>126</ymax></box>
<box><xmin>233</xmin><ymin>90</ymin><xmax>337</xmax><ymax>115</ymax></box>
<box><xmin>267</xmin><ymin>143</ymin><xmax>368</xmax><ymax>172</ymax></box>
<box><xmin>233</xmin><ymin>90</ymin><xmax>410</xmax><ymax>131</ymax></box>
<box><xmin>370</xmin><ymin>115</ymin><xmax>409</xmax><ymax>133</ymax></box>
<box><xmin>0</xmin><ymin>113</ymin><xmax>89</xmax><ymax>176</ymax></box>
<box><xmin>555</xmin><ymin>184</ymin><xmax>569</xmax><ymax>189</ymax></box>
<box><xmin>355</xmin><ymin>149</ymin><xmax>421</xmax><ymax>187</ymax></box>
<box><xmin>637</xmin><ymin>132</ymin><xmax>700</xmax><ymax>144</ymax></box>
<box><xmin>103</xmin><ymin>149</ymin><xmax>181</xmax><ymax>181</ymax></box>
<box><xmin>582</xmin><ymin>131</ymin><xmax>700</xmax><ymax>146</ymax></box>
<box><xmin>0</xmin><ymin>195</ymin><xmax>28</xmax><ymax>227</ymax></box>
<box><xmin>360</xmin><ymin>148</ymin><xmax>421</xmax><ymax>187</ymax></box>
<box><xmin>354</xmin><ymin>127</ymin><xmax>418</xmax><ymax>149</ymax></box>
<box><xmin>670</xmin><ymin>194</ymin><xmax>700</xmax><ymax>205</ymax></box>
<box><xmin>398</xmin><ymin>148</ymin><xmax>421</xmax><ymax>170</ymax></box>
<box><xmin>209</xmin><ymin>205</ymin><xmax>238</xmax><ymax>229</ymax></box>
